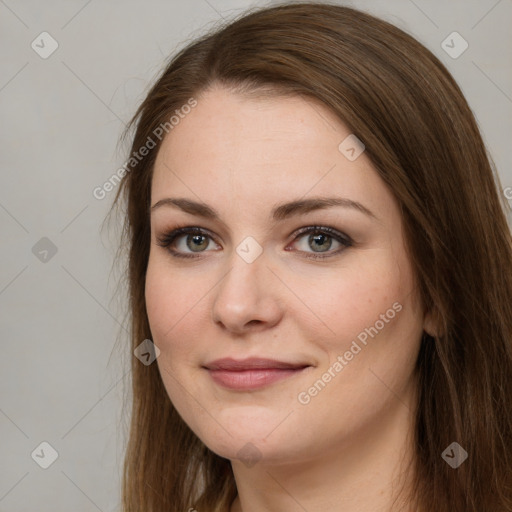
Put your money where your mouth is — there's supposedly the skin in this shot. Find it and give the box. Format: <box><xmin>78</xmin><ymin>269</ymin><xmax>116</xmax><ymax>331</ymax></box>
<box><xmin>145</xmin><ymin>85</ymin><xmax>436</xmax><ymax>512</ymax></box>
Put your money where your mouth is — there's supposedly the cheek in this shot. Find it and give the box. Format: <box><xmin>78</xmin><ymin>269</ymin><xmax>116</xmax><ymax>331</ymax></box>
<box><xmin>145</xmin><ymin>255</ymin><xmax>201</xmax><ymax>340</ymax></box>
<box><xmin>145</xmin><ymin>263</ymin><xmax>175</xmax><ymax>338</ymax></box>
<box><xmin>298</xmin><ymin>252</ymin><xmax>409</xmax><ymax>347</ymax></box>
<box><xmin>144</xmin><ymin>258</ymin><xmax>205</xmax><ymax>417</ymax></box>
<box><xmin>302</xmin><ymin>246</ymin><xmax>422</xmax><ymax>397</ymax></box>
<box><xmin>144</xmin><ymin>257</ymin><xmax>201</xmax><ymax>379</ymax></box>
<box><xmin>319</xmin><ymin>253</ymin><xmax>420</xmax><ymax>378</ymax></box>
<box><xmin>292</xmin><ymin>258</ymin><xmax>421</xmax><ymax>442</ymax></box>
<box><xmin>144</xmin><ymin>253</ymin><xmax>221</xmax><ymax>396</ymax></box>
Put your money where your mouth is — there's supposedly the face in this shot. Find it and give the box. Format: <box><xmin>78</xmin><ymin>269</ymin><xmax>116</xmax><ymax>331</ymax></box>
<box><xmin>145</xmin><ymin>85</ymin><xmax>427</xmax><ymax>467</ymax></box>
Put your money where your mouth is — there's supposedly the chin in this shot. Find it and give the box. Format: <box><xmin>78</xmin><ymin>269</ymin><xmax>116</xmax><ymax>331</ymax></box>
<box><xmin>194</xmin><ymin>418</ymin><xmax>306</xmax><ymax>468</ymax></box>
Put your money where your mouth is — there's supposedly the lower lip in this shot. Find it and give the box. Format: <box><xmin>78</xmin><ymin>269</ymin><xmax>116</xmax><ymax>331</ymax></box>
<box><xmin>207</xmin><ymin>367</ymin><xmax>309</xmax><ymax>390</ymax></box>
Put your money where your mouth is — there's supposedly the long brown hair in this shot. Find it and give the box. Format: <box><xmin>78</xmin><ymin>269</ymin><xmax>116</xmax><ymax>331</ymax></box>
<box><xmin>108</xmin><ymin>2</ymin><xmax>512</xmax><ymax>511</ymax></box>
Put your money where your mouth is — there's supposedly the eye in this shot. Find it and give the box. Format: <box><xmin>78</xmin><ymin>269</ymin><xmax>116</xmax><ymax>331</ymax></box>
<box><xmin>156</xmin><ymin>225</ymin><xmax>352</xmax><ymax>260</ymax></box>
<box><xmin>156</xmin><ymin>226</ymin><xmax>219</xmax><ymax>259</ymax></box>
<box><xmin>288</xmin><ymin>226</ymin><xmax>352</xmax><ymax>260</ymax></box>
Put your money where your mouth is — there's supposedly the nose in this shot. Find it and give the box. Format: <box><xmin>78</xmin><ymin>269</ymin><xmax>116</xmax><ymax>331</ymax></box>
<box><xmin>211</xmin><ymin>246</ymin><xmax>284</xmax><ymax>334</ymax></box>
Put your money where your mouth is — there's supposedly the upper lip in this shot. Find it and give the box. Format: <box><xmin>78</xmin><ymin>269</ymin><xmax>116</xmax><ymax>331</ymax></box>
<box><xmin>203</xmin><ymin>357</ymin><xmax>311</xmax><ymax>371</ymax></box>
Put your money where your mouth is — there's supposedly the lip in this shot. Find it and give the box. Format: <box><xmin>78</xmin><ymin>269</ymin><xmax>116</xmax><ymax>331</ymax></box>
<box><xmin>203</xmin><ymin>357</ymin><xmax>311</xmax><ymax>391</ymax></box>
<box><xmin>204</xmin><ymin>357</ymin><xmax>310</xmax><ymax>371</ymax></box>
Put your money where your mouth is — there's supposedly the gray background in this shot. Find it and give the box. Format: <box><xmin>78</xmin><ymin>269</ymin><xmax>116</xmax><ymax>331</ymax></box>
<box><xmin>1</xmin><ymin>0</ymin><xmax>511</xmax><ymax>510</ymax></box>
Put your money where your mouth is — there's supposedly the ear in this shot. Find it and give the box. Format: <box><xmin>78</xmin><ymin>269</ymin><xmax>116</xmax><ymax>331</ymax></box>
<box><xmin>423</xmin><ymin>307</ymin><xmax>442</xmax><ymax>338</ymax></box>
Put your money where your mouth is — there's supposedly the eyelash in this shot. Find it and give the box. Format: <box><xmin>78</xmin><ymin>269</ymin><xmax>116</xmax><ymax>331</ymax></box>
<box><xmin>156</xmin><ymin>225</ymin><xmax>353</xmax><ymax>260</ymax></box>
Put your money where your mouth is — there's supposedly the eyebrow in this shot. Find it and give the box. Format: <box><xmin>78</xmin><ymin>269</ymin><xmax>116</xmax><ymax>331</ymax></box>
<box><xmin>151</xmin><ymin>196</ymin><xmax>377</xmax><ymax>221</ymax></box>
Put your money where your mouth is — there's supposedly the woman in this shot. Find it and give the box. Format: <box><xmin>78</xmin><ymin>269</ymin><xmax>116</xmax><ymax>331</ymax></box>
<box><xmin>109</xmin><ymin>2</ymin><xmax>512</xmax><ymax>511</ymax></box>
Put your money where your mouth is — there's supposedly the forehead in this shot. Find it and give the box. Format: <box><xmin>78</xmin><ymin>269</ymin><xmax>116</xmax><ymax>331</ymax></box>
<box><xmin>156</xmin><ymin>86</ymin><xmax>348</xmax><ymax>164</ymax></box>
<box><xmin>151</xmin><ymin>86</ymin><xmax>393</xmax><ymax>218</ymax></box>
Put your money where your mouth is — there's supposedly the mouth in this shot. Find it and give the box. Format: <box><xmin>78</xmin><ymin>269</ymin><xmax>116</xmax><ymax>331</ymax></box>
<box><xmin>202</xmin><ymin>357</ymin><xmax>312</xmax><ymax>391</ymax></box>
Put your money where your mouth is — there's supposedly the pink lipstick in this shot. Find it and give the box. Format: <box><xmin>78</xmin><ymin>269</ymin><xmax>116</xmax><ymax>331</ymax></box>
<box><xmin>203</xmin><ymin>357</ymin><xmax>310</xmax><ymax>391</ymax></box>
